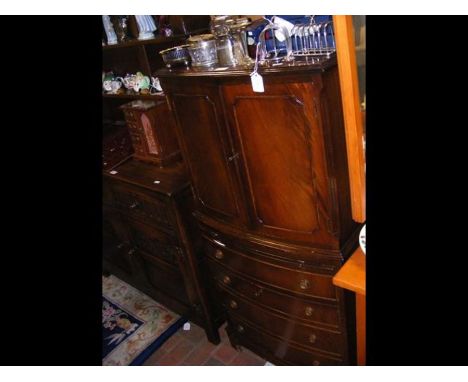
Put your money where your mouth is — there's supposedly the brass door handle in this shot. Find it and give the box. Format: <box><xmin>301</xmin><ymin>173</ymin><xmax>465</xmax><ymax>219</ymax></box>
<box><xmin>215</xmin><ymin>249</ymin><xmax>224</xmax><ymax>260</ymax></box>
<box><xmin>305</xmin><ymin>306</ymin><xmax>314</xmax><ymax>316</ymax></box>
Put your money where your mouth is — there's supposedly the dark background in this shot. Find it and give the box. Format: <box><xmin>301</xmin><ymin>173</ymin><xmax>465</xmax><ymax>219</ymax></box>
<box><xmin>0</xmin><ymin>15</ymin><xmax>466</xmax><ymax>365</ymax></box>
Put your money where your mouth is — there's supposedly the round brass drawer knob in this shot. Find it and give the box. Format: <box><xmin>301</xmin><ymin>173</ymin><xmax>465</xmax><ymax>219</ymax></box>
<box><xmin>309</xmin><ymin>334</ymin><xmax>317</xmax><ymax>343</ymax></box>
<box><xmin>312</xmin><ymin>360</ymin><xmax>320</xmax><ymax>366</ymax></box>
<box><xmin>237</xmin><ymin>324</ymin><xmax>244</xmax><ymax>333</ymax></box>
<box><xmin>223</xmin><ymin>275</ymin><xmax>231</xmax><ymax>285</ymax></box>
<box><xmin>305</xmin><ymin>306</ymin><xmax>314</xmax><ymax>317</ymax></box>
<box><xmin>215</xmin><ymin>249</ymin><xmax>224</xmax><ymax>260</ymax></box>
<box><xmin>229</xmin><ymin>300</ymin><xmax>238</xmax><ymax>309</ymax></box>
<box><xmin>299</xmin><ymin>279</ymin><xmax>310</xmax><ymax>290</ymax></box>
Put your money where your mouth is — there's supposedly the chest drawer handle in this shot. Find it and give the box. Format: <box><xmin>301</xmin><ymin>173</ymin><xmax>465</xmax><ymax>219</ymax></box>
<box><xmin>253</xmin><ymin>288</ymin><xmax>263</xmax><ymax>298</ymax></box>
<box><xmin>127</xmin><ymin>248</ymin><xmax>136</xmax><ymax>256</ymax></box>
<box><xmin>305</xmin><ymin>306</ymin><xmax>314</xmax><ymax>316</ymax></box>
<box><xmin>222</xmin><ymin>275</ymin><xmax>231</xmax><ymax>285</ymax></box>
<box><xmin>309</xmin><ymin>334</ymin><xmax>317</xmax><ymax>343</ymax></box>
<box><xmin>215</xmin><ymin>250</ymin><xmax>224</xmax><ymax>260</ymax></box>
<box><xmin>299</xmin><ymin>279</ymin><xmax>310</xmax><ymax>290</ymax></box>
<box><xmin>129</xmin><ymin>201</ymin><xmax>140</xmax><ymax>209</ymax></box>
<box><xmin>229</xmin><ymin>300</ymin><xmax>238</xmax><ymax>309</ymax></box>
<box><xmin>312</xmin><ymin>360</ymin><xmax>320</xmax><ymax>366</ymax></box>
<box><xmin>237</xmin><ymin>324</ymin><xmax>244</xmax><ymax>333</ymax></box>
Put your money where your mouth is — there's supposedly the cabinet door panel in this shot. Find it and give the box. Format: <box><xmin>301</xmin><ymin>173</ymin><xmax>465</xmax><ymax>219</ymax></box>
<box><xmin>223</xmin><ymin>81</ymin><xmax>336</xmax><ymax>246</ymax></box>
<box><xmin>170</xmin><ymin>90</ymin><xmax>243</xmax><ymax>224</ymax></box>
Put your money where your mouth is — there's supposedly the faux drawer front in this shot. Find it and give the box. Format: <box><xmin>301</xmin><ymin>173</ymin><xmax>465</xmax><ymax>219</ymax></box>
<box><xmin>219</xmin><ymin>287</ymin><xmax>343</xmax><ymax>356</ymax></box>
<box><xmin>112</xmin><ymin>183</ymin><xmax>174</xmax><ymax>232</ymax></box>
<box><xmin>208</xmin><ymin>260</ymin><xmax>340</xmax><ymax>328</ymax></box>
<box><xmin>138</xmin><ymin>251</ymin><xmax>188</xmax><ymax>304</ymax></box>
<box><xmin>229</xmin><ymin>316</ymin><xmax>343</xmax><ymax>366</ymax></box>
<box><xmin>205</xmin><ymin>242</ymin><xmax>337</xmax><ymax>301</ymax></box>
<box><xmin>126</xmin><ymin>218</ymin><xmax>179</xmax><ymax>267</ymax></box>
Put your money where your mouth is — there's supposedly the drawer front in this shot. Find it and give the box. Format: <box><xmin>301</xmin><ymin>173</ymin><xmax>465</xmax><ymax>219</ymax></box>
<box><xmin>103</xmin><ymin>178</ymin><xmax>114</xmax><ymax>206</ymax></box>
<box><xmin>138</xmin><ymin>251</ymin><xmax>189</xmax><ymax>304</ymax></box>
<box><xmin>228</xmin><ymin>316</ymin><xmax>344</xmax><ymax>366</ymax></box>
<box><xmin>205</xmin><ymin>241</ymin><xmax>337</xmax><ymax>301</ymax></box>
<box><xmin>219</xmin><ymin>287</ymin><xmax>343</xmax><ymax>356</ymax></box>
<box><xmin>126</xmin><ymin>218</ymin><xmax>180</xmax><ymax>267</ymax></box>
<box><xmin>207</xmin><ymin>259</ymin><xmax>340</xmax><ymax>328</ymax></box>
<box><xmin>112</xmin><ymin>183</ymin><xmax>174</xmax><ymax>233</ymax></box>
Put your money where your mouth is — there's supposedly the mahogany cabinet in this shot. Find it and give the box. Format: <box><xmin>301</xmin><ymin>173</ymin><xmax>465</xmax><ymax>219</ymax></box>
<box><xmin>158</xmin><ymin>61</ymin><xmax>360</xmax><ymax>365</ymax></box>
<box><xmin>103</xmin><ymin>159</ymin><xmax>221</xmax><ymax>343</ymax></box>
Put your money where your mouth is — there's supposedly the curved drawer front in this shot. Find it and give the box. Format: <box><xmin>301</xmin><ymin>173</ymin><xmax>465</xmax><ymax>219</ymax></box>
<box><xmin>228</xmin><ymin>315</ymin><xmax>344</xmax><ymax>366</ymax></box>
<box><xmin>218</xmin><ymin>286</ymin><xmax>343</xmax><ymax>356</ymax></box>
<box><xmin>112</xmin><ymin>183</ymin><xmax>174</xmax><ymax>233</ymax></box>
<box><xmin>205</xmin><ymin>241</ymin><xmax>337</xmax><ymax>301</ymax></box>
<box><xmin>207</xmin><ymin>259</ymin><xmax>340</xmax><ymax>328</ymax></box>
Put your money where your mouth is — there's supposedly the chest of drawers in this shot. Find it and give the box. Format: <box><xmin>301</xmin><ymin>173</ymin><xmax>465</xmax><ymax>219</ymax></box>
<box><xmin>103</xmin><ymin>158</ymin><xmax>221</xmax><ymax>343</ymax></box>
<box><xmin>158</xmin><ymin>60</ymin><xmax>360</xmax><ymax>365</ymax></box>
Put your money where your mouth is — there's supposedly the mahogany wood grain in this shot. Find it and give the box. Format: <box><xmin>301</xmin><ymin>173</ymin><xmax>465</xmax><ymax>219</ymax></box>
<box><xmin>103</xmin><ymin>158</ymin><xmax>221</xmax><ymax>344</ymax></box>
<box><xmin>158</xmin><ymin>63</ymin><xmax>358</xmax><ymax>364</ymax></box>
<box><xmin>209</xmin><ymin>263</ymin><xmax>341</xmax><ymax>328</ymax></box>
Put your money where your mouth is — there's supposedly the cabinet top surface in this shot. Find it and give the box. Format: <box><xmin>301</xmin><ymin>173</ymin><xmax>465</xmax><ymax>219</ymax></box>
<box><xmin>332</xmin><ymin>247</ymin><xmax>366</xmax><ymax>295</ymax></box>
<box><xmin>103</xmin><ymin>158</ymin><xmax>190</xmax><ymax>196</ymax></box>
<box><xmin>155</xmin><ymin>56</ymin><xmax>337</xmax><ymax>79</ymax></box>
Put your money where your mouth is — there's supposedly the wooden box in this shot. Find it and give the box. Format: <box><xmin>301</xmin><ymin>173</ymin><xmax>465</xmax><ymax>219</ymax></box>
<box><xmin>120</xmin><ymin>99</ymin><xmax>181</xmax><ymax>167</ymax></box>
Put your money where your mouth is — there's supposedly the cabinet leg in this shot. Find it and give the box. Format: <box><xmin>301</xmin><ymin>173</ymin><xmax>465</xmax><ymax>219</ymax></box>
<box><xmin>205</xmin><ymin>327</ymin><xmax>220</xmax><ymax>345</ymax></box>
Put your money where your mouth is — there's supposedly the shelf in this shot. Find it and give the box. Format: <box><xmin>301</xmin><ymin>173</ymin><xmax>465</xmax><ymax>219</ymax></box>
<box><xmin>102</xmin><ymin>35</ymin><xmax>186</xmax><ymax>51</ymax></box>
<box><xmin>103</xmin><ymin>93</ymin><xmax>167</xmax><ymax>101</ymax></box>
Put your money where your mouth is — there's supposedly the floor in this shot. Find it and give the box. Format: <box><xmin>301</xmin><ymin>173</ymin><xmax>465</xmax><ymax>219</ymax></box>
<box><xmin>143</xmin><ymin>322</ymin><xmax>267</xmax><ymax>366</ymax></box>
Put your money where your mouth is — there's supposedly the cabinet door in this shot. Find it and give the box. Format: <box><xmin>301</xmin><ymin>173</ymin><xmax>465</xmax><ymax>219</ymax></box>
<box><xmin>168</xmin><ymin>86</ymin><xmax>246</xmax><ymax>226</ymax></box>
<box><xmin>103</xmin><ymin>207</ymin><xmax>134</xmax><ymax>276</ymax></box>
<box><xmin>222</xmin><ymin>79</ymin><xmax>338</xmax><ymax>247</ymax></box>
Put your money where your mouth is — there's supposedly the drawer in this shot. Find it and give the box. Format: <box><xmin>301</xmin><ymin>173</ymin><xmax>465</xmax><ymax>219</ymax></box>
<box><xmin>205</xmin><ymin>241</ymin><xmax>337</xmax><ymax>301</ymax></box>
<box><xmin>112</xmin><ymin>182</ymin><xmax>174</xmax><ymax>233</ymax></box>
<box><xmin>126</xmin><ymin>218</ymin><xmax>180</xmax><ymax>267</ymax></box>
<box><xmin>219</xmin><ymin>287</ymin><xmax>344</xmax><ymax>356</ymax></box>
<box><xmin>103</xmin><ymin>178</ymin><xmax>114</xmax><ymax>206</ymax></box>
<box><xmin>207</xmin><ymin>260</ymin><xmax>340</xmax><ymax>329</ymax></box>
<box><xmin>228</xmin><ymin>316</ymin><xmax>344</xmax><ymax>366</ymax></box>
<box><xmin>138</xmin><ymin>251</ymin><xmax>189</xmax><ymax>304</ymax></box>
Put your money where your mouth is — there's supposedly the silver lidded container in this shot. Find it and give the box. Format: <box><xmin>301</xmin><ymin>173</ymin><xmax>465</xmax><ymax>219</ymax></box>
<box><xmin>187</xmin><ymin>34</ymin><xmax>218</xmax><ymax>67</ymax></box>
<box><xmin>211</xmin><ymin>16</ymin><xmax>252</xmax><ymax>67</ymax></box>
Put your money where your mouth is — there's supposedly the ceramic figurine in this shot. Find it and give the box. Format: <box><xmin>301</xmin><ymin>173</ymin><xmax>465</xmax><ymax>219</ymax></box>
<box><xmin>118</xmin><ymin>74</ymin><xmax>137</xmax><ymax>91</ymax></box>
<box><xmin>112</xmin><ymin>15</ymin><xmax>130</xmax><ymax>43</ymax></box>
<box><xmin>150</xmin><ymin>77</ymin><xmax>163</xmax><ymax>94</ymax></box>
<box><xmin>110</xmin><ymin>79</ymin><xmax>123</xmax><ymax>94</ymax></box>
<box><xmin>135</xmin><ymin>15</ymin><xmax>157</xmax><ymax>40</ymax></box>
<box><xmin>102</xmin><ymin>72</ymin><xmax>114</xmax><ymax>93</ymax></box>
<box><xmin>102</xmin><ymin>15</ymin><xmax>118</xmax><ymax>45</ymax></box>
<box><xmin>134</xmin><ymin>72</ymin><xmax>151</xmax><ymax>93</ymax></box>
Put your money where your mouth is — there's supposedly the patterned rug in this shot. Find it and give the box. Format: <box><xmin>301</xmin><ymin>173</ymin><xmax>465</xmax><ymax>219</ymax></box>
<box><xmin>102</xmin><ymin>274</ymin><xmax>186</xmax><ymax>366</ymax></box>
